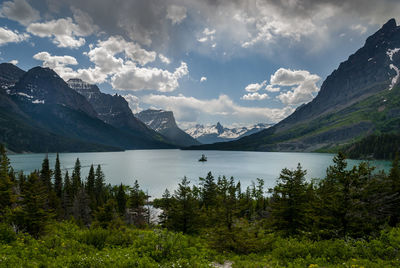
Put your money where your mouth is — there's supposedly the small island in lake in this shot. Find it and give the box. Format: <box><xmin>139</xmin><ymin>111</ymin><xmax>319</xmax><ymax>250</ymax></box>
<box><xmin>198</xmin><ymin>154</ymin><xmax>207</xmax><ymax>162</ymax></box>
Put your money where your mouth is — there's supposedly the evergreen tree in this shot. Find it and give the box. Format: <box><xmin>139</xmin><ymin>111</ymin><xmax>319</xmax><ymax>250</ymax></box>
<box><xmin>116</xmin><ymin>183</ymin><xmax>127</xmax><ymax>216</ymax></box>
<box><xmin>270</xmin><ymin>163</ymin><xmax>308</xmax><ymax>235</ymax></box>
<box><xmin>170</xmin><ymin>177</ymin><xmax>198</xmax><ymax>234</ymax></box>
<box><xmin>21</xmin><ymin>172</ymin><xmax>51</xmax><ymax>237</ymax></box>
<box><xmin>0</xmin><ymin>144</ymin><xmax>15</xmax><ymax>216</ymax></box>
<box><xmin>95</xmin><ymin>199</ymin><xmax>118</xmax><ymax>228</ymax></box>
<box><xmin>40</xmin><ymin>155</ymin><xmax>52</xmax><ymax>190</ymax></box>
<box><xmin>62</xmin><ymin>171</ymin><xmax>72</xmax><ymax>218</ymax></box>
<box><xmin>128</xmin><ymin>180</ymin><xmax>147</xmax><ymax>226</ymax></box>
<box><xmin>71</xmin><ymin>158</ymin><xmax>81</xmax><ymax>196</ymax></box>
<box><xmin>94</xmin><ymin>165</ymin><xmax>105</xmax><ymax>207</ymax></box>
<box><xmin>86</xmin><ymin>165</ymin><xmax>96</xmax><ymax>207</ymax></box>
<box><xmin>53</xmin><ymin>153</ymin><xmax>62</xmax><ymax>198</ymax></box>
<box><xmin>199</xmin><ymin>172</ymin><xmax>217</xmax><ymax>209</ymax></box>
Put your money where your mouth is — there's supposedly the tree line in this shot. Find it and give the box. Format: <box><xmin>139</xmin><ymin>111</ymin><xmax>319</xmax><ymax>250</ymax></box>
<box><xmin>0</xmin><ymin>144</ymin><xmax>400</xmax><ymax>254</ymax></box>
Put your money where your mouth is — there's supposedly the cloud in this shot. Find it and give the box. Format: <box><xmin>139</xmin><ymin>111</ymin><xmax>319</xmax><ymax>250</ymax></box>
<box><xmin>141</xmin><ymin>93</ymin><xmax>293</xmax><ymax>124</ymax></box>
<box><xmin>241</xmin><ymin>92</ymin><xmax>269</xmax><ymax>100</ymax></box>
<box><xmin>111</xmin><ymin>61</ymin><xmax>188</xmax><ymax>92</ymax></box>
<box><xmin>245</xmin><ymin>80</ymin><xmax>266</xmax><ymax>92</ymax></box>
<box><xmin>0</xmin><ymin>27</ymin><xmax>29</xmax><ymax>45</ymax></box>
<box><xmin>33</xmin><ymin>51</ymin><xmax>78</xmax><ymax>77</ymax></box>
<box><xmin>9</xmin><ymin>60</ymin><xmax>18</xmax><ymax>65</ymax></box>
<box><xmin>166</xmin><ymin>5</ymin><xmax>187</xmax><ymax>25</ymax></box>
<box><xmin>159</xmin><ymin>54</ymin><xmax>171</xmax><ymax>64</ymax></box>
<box><xmin>27</xmin><ymin>17</ymin><xmax>88</xmax><ymax>48</ymax></box>
<box><xmin>351</xmin><ymin>24</ymin><xmax>367</xmax><ymax>34</ymax></box>
<box><xmin>200</xmin><ymin>76</ymin><xmax>207</xmax><ymax>82</ymax></box>
<box><xmin>0</xmin><ymin>0</ymin><xmax>39</xmax><ymax>26</ymax></box>
<box><xmin>269</xmin><ymin>68</ymin><xmax>320</xmax><ymax>105</ymax></box>
<box><xmin>123</xmin><ymin>94</ymin><xmax>142</xmax><ymax>114</ymax></box>
<box><xmin>265</xmin><ymin>84</ymin><xmax>280</xmax><ymax>92</ymax></box>
<box><xmin>197</xmin><ymin>27</ymin><xmax>216</xmax><ymax>43</ymax></box>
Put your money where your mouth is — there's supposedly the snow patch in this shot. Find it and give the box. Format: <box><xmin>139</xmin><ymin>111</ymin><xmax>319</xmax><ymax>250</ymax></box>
<box><xmin>368</xmin><ymin>58</ymin><xmax>373</xmax><ymax>61</ymax></box>
<box><xmin>32</xmin><ymin>99</ymin><xmax>45</xmax><ymax>104</ymax></box>
<box><xmin>387</xmin><ymin>48</ymin><xmax>400</xmax><ymax>61</ymax></box>
<box><xmin>389</xmin><ymin>64</ymin><xmax>400</xmax><ymax>90</ymax></box>
<box><xmin>17</xmin><ymin>92</ymin><xmax>33</xmax><ymax>98</ymax></box>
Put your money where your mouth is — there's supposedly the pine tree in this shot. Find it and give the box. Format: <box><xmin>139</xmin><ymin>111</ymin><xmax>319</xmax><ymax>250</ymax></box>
<box><xmin>170</xmin><ymin>177</ymin><xmax>198</xmax><ymax>234</ymax></box>
<box><xmin>0</xmin><ymin>144</ymin><xmax>15</xmax><ymax>216</ymax></box>
<box><xmin>128</xmin><ymin>180</ymin><xmax>147</xmax><ymax>226</ymax></box>
<box><xmin>199</xmin><ymin>172</ymin><xmax>217</xmax><ymax>209</ymax></box>
<box><xmin>40</xmin><ymin>155</ymin><xmax>52</xmax><ymax>190</ymax></box>
<box><xmin>62</xmin><ymin>171</ymin><xmax>72</xmax><ymax>218</ymax></box>
<box><xmin>116</xmin><ymin>183</ymin><xmax>127</xmax><ymax>216</ymax></box>
<box><xmin>270</xmin><ymin>163</ymin><xmax>308</xmax><ymax>235</ymax></box>
<box><xmin>53</xmin><ymin>153</ymin><xmax>62</xmax><ymax>198</ymax></box>
<box><xmin>21</xmin><ymin>172</ymin><xmax>51</xmax><ymax>237</ymax></box>
<box><xmin>86</xmin><ymin>164</ymin><xmax>96</xmax><ymax>209</ymax></box>
<box><xmin>71</xmin><ymin>158</ymin><xmax>81</xmax><ymax>196</ymax></box>
<box><xmin>95</xmin><ymin>165</ymin><xmax>105</xmax><ymax>207</ymax></box>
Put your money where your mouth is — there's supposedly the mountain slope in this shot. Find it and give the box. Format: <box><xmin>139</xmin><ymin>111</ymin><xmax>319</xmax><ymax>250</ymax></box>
<box><xmin>1</xmin><ymin>66</ymin><xmax>173</xmax><ymax>152</ymax></box>
<box><xmin>187</xmin><ymin>19</ymin><xmax>400</xmax><ymax>152</ymax></box>
<box><xmin>185</xmin><ymin>122</ymin><xmax>271</xmax><ymax>144</ymax></box>
<box><xmin>0</xmin><ymin>63</ymin><xmax>25</xmax><ymax>90</ymax></box>
<box><xmin>67</xmin><ymin>79</ymin><xmax>171</xmax><ymax>146</ymax></box>
<box><xmin>136</xmin><ymin>109</ymin><xmax>200</xmax><ymax>147</ymax></box>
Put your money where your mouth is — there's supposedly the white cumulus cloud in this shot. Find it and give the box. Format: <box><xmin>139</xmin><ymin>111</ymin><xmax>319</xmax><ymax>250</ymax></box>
<box><xmin>9</xmin><ymin>59</ymin><xmax>18</xmax><ymax>65</ymax></box>
<box><xmin>270</xmin><ymin>68</ymin><xmax>320</xmax><ymax>105</ymax></box>
<box><xmin>0</xmin><ymin>27</ymin><xmax>29</xmax><ymax>45</ymax></box>
<box><xmin>241</xmin><ymin>92</ymin><xmax>269</xmax><ymax>100</ymax></box>
<box><xmin>123</xmin><ymin>94</ymin><xmax>142</xmax><ymax>114</ymax></box>
<box><xmin>200</xmin><ymin>76</ymin><xmax>207</xmax><ymax>82</ymax></box>
<box><xmin>159</xmin><ymin>54</ymin><xmax>171</xmax><ymax>64</ymax></box>
<box><xmin>111</xmin><ymin>61</ymin><xmax>188</xmax><ymax>92</ymax></box>
<box><xmin>245</xmin><ymin>80</ymin><xmax>266</xmax><ymax>92</ymax></box>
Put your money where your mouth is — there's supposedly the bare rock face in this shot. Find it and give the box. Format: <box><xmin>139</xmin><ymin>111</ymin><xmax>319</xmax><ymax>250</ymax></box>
<box><xmin>137</xmin><ymin>109</ymin><xmax>200</xmax><ymax>147</ymax></box>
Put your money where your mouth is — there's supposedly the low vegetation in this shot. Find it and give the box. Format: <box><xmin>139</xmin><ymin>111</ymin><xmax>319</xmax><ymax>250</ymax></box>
<box><xmin>0</xmin><ymin>145</ymin><xmax>400</xmax><ymax>267</ymax></box>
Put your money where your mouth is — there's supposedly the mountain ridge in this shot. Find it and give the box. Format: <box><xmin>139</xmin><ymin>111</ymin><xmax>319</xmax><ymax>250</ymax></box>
<box><xmin>186</xmin><ymin>18</ymin><xmax>400</xmax><ymax>152</ymax></box>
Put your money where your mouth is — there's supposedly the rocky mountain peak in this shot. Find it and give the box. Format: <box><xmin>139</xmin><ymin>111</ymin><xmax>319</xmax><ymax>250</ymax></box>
<box><xmin>216</xmin><ymin>122</ymin><xmax>224</xmax><ymax>134</ymax></box>
<box><xmin>11</xmin><ymin>66</ymin><xmax>97</xmax><ymax>117</ymax></box>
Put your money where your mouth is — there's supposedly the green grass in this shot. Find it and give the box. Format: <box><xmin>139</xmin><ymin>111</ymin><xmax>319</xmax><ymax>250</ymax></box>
<box><xmin>1</xmin><ymin>221</ymin><xmax>400</xmax><ymax>267</ymax></box>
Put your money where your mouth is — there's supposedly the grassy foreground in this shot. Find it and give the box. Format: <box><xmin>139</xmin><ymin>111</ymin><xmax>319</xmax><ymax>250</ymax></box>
<box><xmin>1</xmin><ymin>221</ymin><xmax>400</xmax><ymax>267</ymax></box>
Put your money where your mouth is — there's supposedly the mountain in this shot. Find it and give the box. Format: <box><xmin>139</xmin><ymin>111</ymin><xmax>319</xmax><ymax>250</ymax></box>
<box><xmin>136</xmin><ymin>109</ymin><xmax>200</xmax><ymax>147</ymax></box>
<box><xmin>187</xmin><ymin>19</ymin><xmax>400</xmax><ymax>152</ymax></box>
<box><xmin>185</xmin><ymin>122</ymin><xmax>272</xmax><ymax>144</ymax></box>
<box><xmin>0</xmin><ymin>63</ymin><xmax>25</xmax><ymax>90</ymax></box>
<box><xmin>0</xmin><ymin>66</ymin><xmax>174</xmax><ymax>152</ymax></box>
<box><xmin>67</xmin><ymin>78</ymin><xmax>170</xmax><ymax>145</ymax></box>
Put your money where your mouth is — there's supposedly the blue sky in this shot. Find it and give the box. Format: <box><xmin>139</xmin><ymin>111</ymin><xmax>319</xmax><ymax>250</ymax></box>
<box><xmin>0</xmin><ymin>0</ymin><xmax>399</xmax><ymax>128</ymax></box>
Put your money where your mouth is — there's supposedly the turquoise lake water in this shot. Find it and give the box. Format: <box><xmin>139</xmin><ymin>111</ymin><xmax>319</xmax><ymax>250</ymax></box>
<box><xmin>8</xmin><ymin>150</ymin><xmax>391</xmax><ymax>198</ymax></box>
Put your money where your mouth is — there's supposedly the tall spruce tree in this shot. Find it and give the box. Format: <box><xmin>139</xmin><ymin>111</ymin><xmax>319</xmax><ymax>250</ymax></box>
<box><xmin>21</xmin><ymin>172</ymin><xmax>51</xmax><ymax>237</ymax></box>
<box><xmin>270</xmin><ymin>163</ymin><xmax>308</xmax><ymax>235</ymax></box>
<box><xmin>40</xmin><ymin>155</ymin><xmax>52</xmax><ymax>190</ymax></box>
<box><xmin>95</xmin><ymin>165</ymin><xmax>105</xmax><ymax>207</ymax></box>
<box><xmin>71</xmin><ymin>158</ymin><xmax>81</xmax><ymax>196</ymax></box>
<box><xmin>116</xmin><ymin>183</ymin><xmax>127</xmax><ymax>216</ymax></box>
<box><xmin>53</xmin><ymin>153</ymin><xmax>62</xmax><ymax>198</ymax></box>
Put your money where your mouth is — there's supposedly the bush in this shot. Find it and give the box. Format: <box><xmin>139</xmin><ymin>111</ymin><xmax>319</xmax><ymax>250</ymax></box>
<box><xmin>0</xmin><ymin>223</ymin><xmax>16</xmax><ymax>243</ymax></box>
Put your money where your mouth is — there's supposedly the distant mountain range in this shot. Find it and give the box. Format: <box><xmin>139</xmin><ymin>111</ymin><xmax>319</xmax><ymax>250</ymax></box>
<box><xmin>0</xmin><ymin>65</ymin><xmax>174</xmax><ymax>153</ymax></box>
<box><xmin>184</xmin><ymin>122</ymin><xmax>272</xmax><ymax>144</ymax></box>
<box><xmin>136</xmin><ymin>109</ymin><xmax>200</xmax><ymax>147</ymax></box>
<box><xmin>187</xmin><ymin>19</ymin><xmax>400</xmax><ymax>152</ymax></box>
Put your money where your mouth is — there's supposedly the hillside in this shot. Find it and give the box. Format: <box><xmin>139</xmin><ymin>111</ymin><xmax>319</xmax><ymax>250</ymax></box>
<box><xmin>187</xmin><ymin>19</ymin><xmax>400</xmax><ymax>152</ymax></box>
<box><xmin>0</xmin><ymin>66</ymin><xmax>174</xmax><ymax>152</ymax></box>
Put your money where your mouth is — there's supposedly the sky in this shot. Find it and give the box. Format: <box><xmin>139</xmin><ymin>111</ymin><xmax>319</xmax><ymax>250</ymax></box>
<box><xmin>0</xmin><ymin>0</ymin><xmax>399</xmax><ymax>129</ymax></box>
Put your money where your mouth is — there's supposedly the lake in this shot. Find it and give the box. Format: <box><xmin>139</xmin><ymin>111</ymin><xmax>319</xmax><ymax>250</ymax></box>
<box><xmin>8</xmin><ymin>150</ymin><xmax>392</xmax><ymax>198</ymax></box>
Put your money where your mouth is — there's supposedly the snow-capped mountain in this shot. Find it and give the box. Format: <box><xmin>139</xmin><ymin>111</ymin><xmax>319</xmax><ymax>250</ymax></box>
<box><xmin>185</xmin><ymin>122</ymin><xmax>272</xmax><ymax>144</ymax></box>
